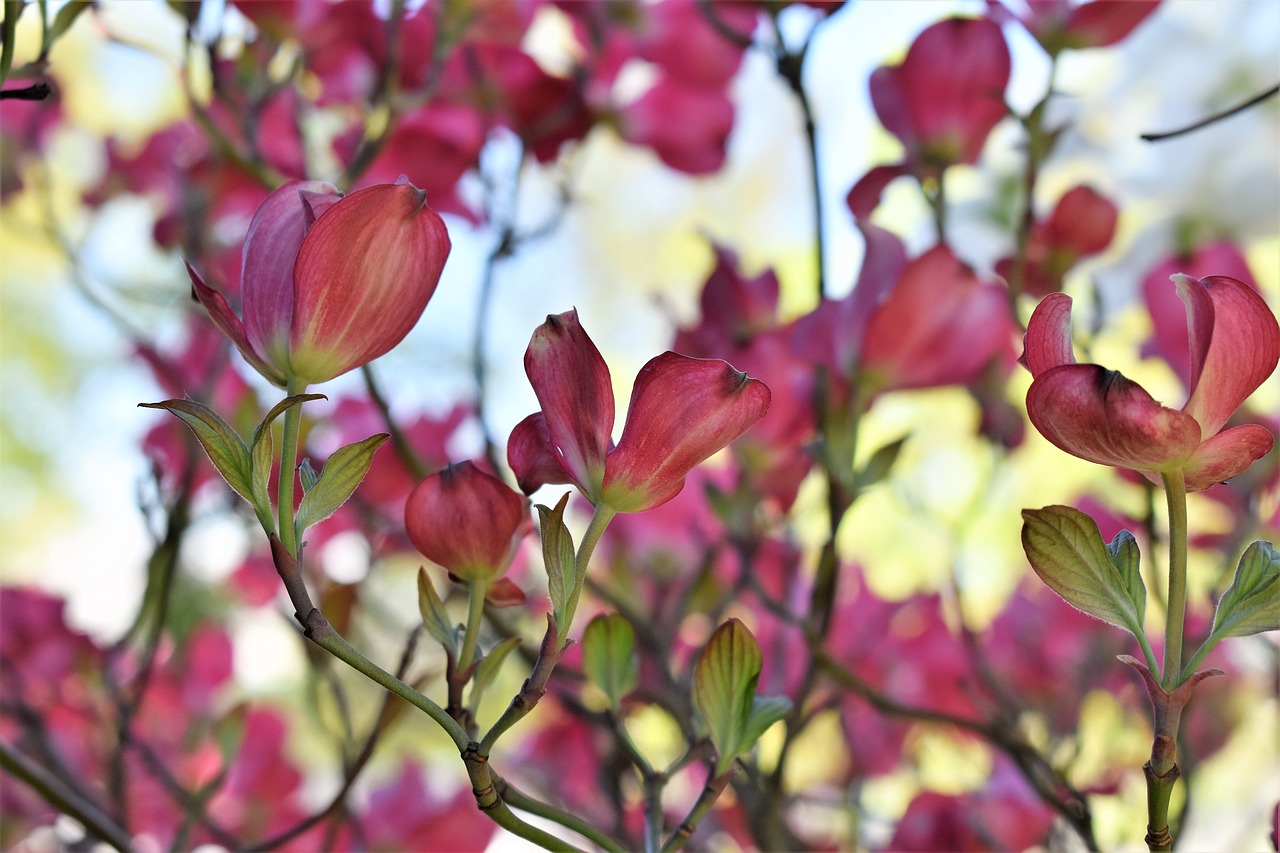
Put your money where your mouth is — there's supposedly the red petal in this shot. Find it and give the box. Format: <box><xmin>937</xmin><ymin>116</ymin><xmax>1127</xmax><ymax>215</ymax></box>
<box><xmin>1062</xmin><ymin>0</ymin><xmax>1160</xmax><ymax>49</ymax></box>
<box><xmin>846</xmin><ymin>163</ymin><xmax>909</xmax><ymax>220</ymax></box>
<box><xmin>1182</xmin><ymin>424</ymin><xmax>1276</xmax><ymax>492</ymax></box>
<box><xmin>1178</xmin><ymin>274</ymin><xmax>1280</xmax><ymax>438</ymax></box>
<box><xmin>187</xmin><ymin>261</ymin><xmax>287</xmax><ymax>386</ymax></box>
<box><xmin>1046</xmin><ymin>185</ymin><xmax>1116</xmax><ymax>256</ymax></box>
<box><xmin>602</xmin><ymin>353</ymin><xmax>770</xmax><ymax>512</ymax></box>
<box><xmin>404</xmin><ymin>461</ymin><xmax>529</xmax><ymax>582</ymax></box>
<box><xmin>241</xmin><ymin>180</ymin><xmax>341</xmax><ymax>370</ymax></box>
<box><xmin>506</xmin><ymin>413</ymin><xmax>576</xmax><ymax>495</ymax></box>
<box><xmin>523</xmin><ymin>310</ymin><xmax>614</xmax><ymax>497</ymax></box>
<box><xmin>1021</xmin><ymin>292</ymin><xmax>1076</xmax><ymax>377</ymax></box>
<box><xmin>1027</xmin><ymin>364</ymin><xmax>1202</xmax><ymax>472</ymax></box>
<box><xmin>290</xmin><ymin>181</ymin><xmax>450</xmax><ymax>384</ymax></box>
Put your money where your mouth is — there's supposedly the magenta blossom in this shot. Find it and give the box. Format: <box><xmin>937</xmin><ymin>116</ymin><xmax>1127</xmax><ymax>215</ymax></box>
<box><xmin>1022</xmin><ymin>275</ymin><xmax>1279</xmax><ymax>490</ymax></box>
<box><xmin>507</xmin><ymin>310</ymin><xmax>770</xmax><ymax>513</ymax></box>
<box><xmin>188</xmin><ymin>178</ymin><xmax>450</xmax><ymax>388</ymax></box>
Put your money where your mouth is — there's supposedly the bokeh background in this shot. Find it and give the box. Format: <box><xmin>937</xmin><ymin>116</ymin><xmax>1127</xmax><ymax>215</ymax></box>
<box><xmin>2</xmin><ymin>0</ymin><xmax>1278</xmax><ymax>850</ymax></box>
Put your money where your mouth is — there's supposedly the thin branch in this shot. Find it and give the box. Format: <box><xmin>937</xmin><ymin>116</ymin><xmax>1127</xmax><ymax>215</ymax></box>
<box><xmin>0</xmin><ymin>741</ymin><xmax>133</xmax><ymax>852</ymax></box>
<box><xmin>1141</xmin><ymin>84</ymin><xmax>1279</xmax><ymax>142</ymax></box>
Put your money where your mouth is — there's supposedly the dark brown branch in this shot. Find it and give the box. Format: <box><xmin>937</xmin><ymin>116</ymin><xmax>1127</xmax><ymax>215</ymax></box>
<box><xmin>1141</xmin><ymin>84</ymin><xmax>1279</xmax><ymax>141</ymax></box>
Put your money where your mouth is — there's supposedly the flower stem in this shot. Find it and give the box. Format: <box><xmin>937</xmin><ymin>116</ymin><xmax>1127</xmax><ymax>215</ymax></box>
<box><xmin>1161</xmin><ymin>470</ymin><xmax>1188</xmax><ymax>691</ymax></box>
<box><xmin>278</xmin><ymin>379</ymin><xmax>306</xmax><ymax>556</ymax></box>
<box><xmin>458</xmin><ymin>579</ymin><xmax>489</xmax><ymax>674</ymax></box>
<box><xmin>560</xmin><ymin>503</ymin><xmax>617</xmax><ymax>650</ymax></box>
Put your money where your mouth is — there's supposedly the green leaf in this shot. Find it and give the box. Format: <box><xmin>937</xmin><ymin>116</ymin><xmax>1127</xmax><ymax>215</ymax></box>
<box><xmin>693</xmin><ymin>618</ymin><xmax>764</xmax><ymax>776</ymax></box>
<box><xmin>1105</xmin><ymin>529</ymin><xmax>1146</xmax><ymax>628</ymax></box>
<box><xmin>139</xmin><ymin>399</ymin><xmax>252</xmax><ymax>503</ymax></box>
<box><xmin>536</xmin><ymin>493</ymin><xmax>576</xmax><ymax>641</ymax></box>
<box><xmin>1</xmin><ymin>1</ymin><xmax>25</xmax><ymax>86</ymax></box>
<box><xmin>741</xmin><ymin>695</ymin><xmax>791</xmax><ymax>748</ymax></box>
<box><xmin>294</xmin><ymin>434</ymin><xmax>388</xmax><ymax>538</ymax></box>
<box><xmin>468</xmin><ymin>636</ymin><xmax>522</xmax><ymax>715</ymax></box>
<box><xmin>581</xmin><ymin>614</ymin><xmax>638</xmax><ymax>709</ymax></box>
<box><xmin>249</xmin><ymin>394</ymin><xmax>325</xmax><ymax>532</ymax></box>
<box><xmin>47</xmin><ymin>0</ymin><xmax>90</xmax><ymax>49</ymax></box>
<box><xmin>1210</xmin><ymin>541</ymin><xmax>1280</xmax><ymax>640</ymax></box>
<box><xmin>417</xmin><ymin>568</ymin><xmax>457</xmax><ymax>657</ymax></box>
<box><xmin>1021</xmin><ymin>506</ymin><xmax>1147</xmax><ymax>642</ymax></box>
<box><xmin>298</xmin><ymin>458</ymin><xmax>320</xmax><ymax>493</ymax></box>
<box><xmin>854</xmin><ymin>434</ymin><xmax>909</xmax><ymax>492</ymax></box>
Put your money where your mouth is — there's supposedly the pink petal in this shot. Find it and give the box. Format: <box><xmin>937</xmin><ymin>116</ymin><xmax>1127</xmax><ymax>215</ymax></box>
<box><xmin>289</xmin><ymin>180</ymin><xmax>450</xmax><ymax>384</ymax></box>
<box><xmin>1062</xmin><ymin>0</ymin><xmax>1160</xmax><ymax>49</ymax></box>
<box><xmin>1026</xmin><ymin>364</ymin><xmax>1202</xmax><ymax>472</ymax></box>
<box><xmin>241</xmin><ymin>180</ymin><xmax>341</xmax><ymax>371</ymax></box>
<box><xmin>846</xmin><ymin>163</ymin><xmax>909</xmax><ymax>220</ymax></box>
<box><xmin>1046</xmin><ymin>185</ymin><xmax>1116</xmax><ymax>256</ymax></box>
<box><xmin>620</xmin><ymin>79</ymin><xmax>734</xmax><ymax>175</ymax></box>
<box><xmin>848</xmin><ymin>220</ymin><xmax>907</xmax><ymax>344</ymax></box>
<box><xmin>861</xmin><ymin>246</ymin><xmax>1013</xmax><ymax>391</ymax></box>
<box><xmin>602</xmin><ymin>353</ymin><xmax>770</xmax><ymax>512</ymax></box>
<box><xmin>404</xmin><ymin>461</ymin><xmax>529</xmax><ymax>582</ymax></box>
<box><xmin>1178</xmin><ymin>274</ymin><xmax>1280</xmax><ymax>437</ymax></box>
<box><xmin>523</xmin><ymin>310</ymin><xmax>614</xmax><ymax>496</ymax></box>
<box><xmin>1021</xmin><ymin>292</ymin><xmax>1076</xmax><ymax>377</ymax></box>
<box><xmin>1182</xmin><ymin>424</ymin><xmax>1276</xmax><ymax>492</ymax></box>
<box><xmin>187</xmin><ymin>261</ymin><xmax>287</xmax><ymax>386</ymax></box>
<box><xmin>506</xmin><ymin>412</ymin><xmax>577</xmax><ymax>495</ymax></box>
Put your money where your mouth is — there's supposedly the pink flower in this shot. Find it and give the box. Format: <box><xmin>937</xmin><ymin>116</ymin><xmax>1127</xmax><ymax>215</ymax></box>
<box><xmin>989</xmin><ymin>0</ymin><xmax>1161</xmax><ymax>55</ymax></box>
<box><xmin>796</xmin><ymin>236</ymin><xmax>1015</xmax><ymax>399</ymax></box>
<box><xmin>996</xmin><ymin>184</ymin><xmax>1118</xmax><ymax>297</ymax></box>
<box><xmin>847</xmin><ymin>17</ymin><xmax>1010</xmax><ymax>216</ymax></box>
<box><xmin>188</xmin><ymin>178</ymin><xmax>450</xmax><ymax>387</ymax></box>
<box><xmin>507</xmin><ymin>310</ymin><xmax>771</xmax><ymax>512</ymax></box>
<box><xmin>1022</xmin><ymin>275</ymin><xmax>1279</xmax><ymax>490</ymax></box>
<box><xmin>404</xmin><ymin>462</ymin><xmax>531</xmax><ymax>584</ymax></box>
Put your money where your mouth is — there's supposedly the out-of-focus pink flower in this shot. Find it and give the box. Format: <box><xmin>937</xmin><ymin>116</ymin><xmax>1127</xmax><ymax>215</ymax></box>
<box><xmin>508</xmin><ymin>310</ymin><xmax>770</xmax><ymax>513</ymax></box>
<box><xmin>619</xmin><ymin>79</ymin><xmax>736</xmax><ymax>174</ymax></box>
<box><xmin>1022</xmin><ymin>275</ymin><xmax>1279</xmax><ymax>490</ymax></box>
<box><xmin>188</xmin><ymin>179</ymin><xmax>450</xmax><ymax>387</ymax></box>
<box><xmin>996</xmin><ymin>184</ymin><xmax>1118</xmax><ymax>297</ymax></box>
<box><xmin>798</xmin><ymin>234</ymin><xmax>1015</xmax><ymax>400</ymax></box>
<box><xmin>989</xmin><ymin>0</ymin><xmax>1161</xmax><ymax>55</ymax></box>
<box><xmin>848</xmin><ymin>17</ymin><xmax>1009</xmax><ymax>215</ymax></box>
<box><xmin>360</xmin><ymin>761</ymin><xmax>496</xmax><ymax>851</ymax></box>
<box><xmin>405</xmin><ymin>462</ymin><xmax>531</xmax><ymax>584</ymax></box>
<box><xmin>1140</xmin><ymin>241</ymin><xmax>1257</xmax><ymax>388</ymax></box>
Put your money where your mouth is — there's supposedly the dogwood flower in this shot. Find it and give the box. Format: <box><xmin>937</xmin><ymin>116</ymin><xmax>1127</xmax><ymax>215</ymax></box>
<box><xmin>507</xmin><ymin>310</ymin><xmax>770</xmax><ymax>513</ymax></box>
<box><xmin>1022</xmin><ymin>274</ymin><xmax>1279</xmax><ymax>490</ymax></box>
<box><xmin>188</xmin><ymin>178</ymin><xmax>450</xmax><ymax>387</ymax></box>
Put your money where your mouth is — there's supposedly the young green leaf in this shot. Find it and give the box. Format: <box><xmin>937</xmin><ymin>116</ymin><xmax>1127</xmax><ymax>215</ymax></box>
<box><xmin>741</xmin><ymin>695</ymin><xmax>791</xmax><ymax>749</ymax></box>
<box><xmin>693</xmin><ymin>618</ymin><xmax>769</xmax><ymax>776</ymax></box>
<box><xmin>581</xmin><ymin>614</ymin><xmax>638</xmax><ymax>709</ymax></box>
<box><xmin>854</xmin><ymin>434</ymin><xmax>909</xmax><ymax>493</ymax></box>
<box><xmin>468</xmin><ymin>636</ymin><xmax>522</xmax><ymax>715</ymax></box>
<box><xmin>417</xmin><ymin>568</ymin><xmax>457</xmax><ymax>657</ymax></box>
<box><xmin>139</xmin><ymin>399</ymin><xmax>253</xmax><ymax>503</ymax></box>
<box><xmin>536</xmin><ymin>493</ymin><xmax>576</xmax><ymax>640</ymax></box>
<box><xmin>1021</xmin><ymin>506</ymin><xmax>1147</xmax><ymax>642</ymax></box>
<box><xmin>298</xmin><ymin>458</ymin><xmax>320</xmax><ymax>493</ymax></box>
<box><xmin>294</xmin><ymin>434</ymin><xmax>389</xmax><ymax>538</ymax></box>
<box><xmin>1209</xmin><ymin>541</ymin><xmax>1280</xmax><ymax>640</ymax></box>
<box><xmin>249</xmin><ymin>394</ymin><xmax>326</xmax><ymax>532</ymax></box>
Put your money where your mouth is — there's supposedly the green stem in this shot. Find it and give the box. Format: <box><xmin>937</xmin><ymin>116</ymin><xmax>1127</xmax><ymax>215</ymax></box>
<box><xmin>0</xmin><ymin>741</ymin><xmax>134</xmax><ymax>852</ymax></box>
<box><xmin>1179</xmin><ymin>637</ymin><xmax>1218</xmax><ymax>683</ymax></box>
<box><xmin>496</xmin><ymin>773</ymin><xmax>628</xmax><ymax>853</ymax></box>
<box><xmin>1161</xmin><ymin>470</ymin><xmax>1188</xmax><ymax>691</ymax></box>
<box><xmin>278</xmin><ymin>379</ymin><xmax>306</xmax><ymax>556</ymax></box>
<box><xmin>458</xmin><ymin>579</ymin><xmax>489</xmax><ymax>674</ymax></box>
<box><xmin>560</xmin><ymin>503</ymin><xmax>617</xmax><ymax>649</ymax></box>
<box><xmin>301</xmin><ymin>609</ymin><xmax>469</xmax><ymax>751</ymax></box>
<box><xmin>660</xmin><ymin>767</ymin><xmax>737</xmax><ymax>853</ymax></box>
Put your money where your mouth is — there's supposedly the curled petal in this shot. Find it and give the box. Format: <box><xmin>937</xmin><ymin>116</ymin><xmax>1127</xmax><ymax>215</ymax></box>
<box><xmin>187</xmin><ymin>262</ymin><xmax>286</xmax><ymax>386</ymax></box>
<box><xmin>1027</xmin><ymin>364</ymin><xmax>1202</xmax><ymax>472</ymax></box>
<box><xmin>241</xmin><ymin>180</ymin><xmax>340</xmax><ymax>370</ymax></box>
<box><xmin>603</xmin><ymin>353</ymin><xmax>770</xmax><ymax>512</ymax></box>
<box><xmin>507</xmin><ymin>413</ymin><xmax>576</xmax><ymax>495</ymax></box>
<box><xmin>1182</xmin><ymin>424</ymin><xmax>1276</xmax><ymax>491</ymax></box>
<box><xmin>1021</xmin><ymin>292</ymin><xmax>1076</xmax><ymax>377</ymax></box>
<box><xmin>404</xmin><ymin>461</ymin><xmax>530</xmax><ymax>583</ymax></box>
<box><xmin>290</xmin><ymin>180</ymin><xmax>451</xmax><ymax>384</ymax></box>
<box><xmin>524</xmin><ymin>310</ymin><xmax>614</xmax><ymax>496</ymax></box>
<box><xmin>1177</xmin><ymin>274</ymin><xmax>1280</xmax><ymax>438</ymax></box>
<box><xmin>846</xmin><ymin>163</ymin><xmax>908</xmax><ymax>220</ymax></box>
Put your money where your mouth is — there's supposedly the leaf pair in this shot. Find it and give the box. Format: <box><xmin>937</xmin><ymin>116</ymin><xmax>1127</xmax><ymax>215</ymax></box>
<box><xmin>141</xmin><ymin>395</ymin><xmax>386</xmax><ymax>543</ymax></box>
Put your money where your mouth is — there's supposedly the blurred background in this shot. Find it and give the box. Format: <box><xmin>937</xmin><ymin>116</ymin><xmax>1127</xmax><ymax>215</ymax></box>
<box><xmin>1</xmin><ymin>0</ymin><xmax>1278</xmax><ymax>850</ymax></box>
